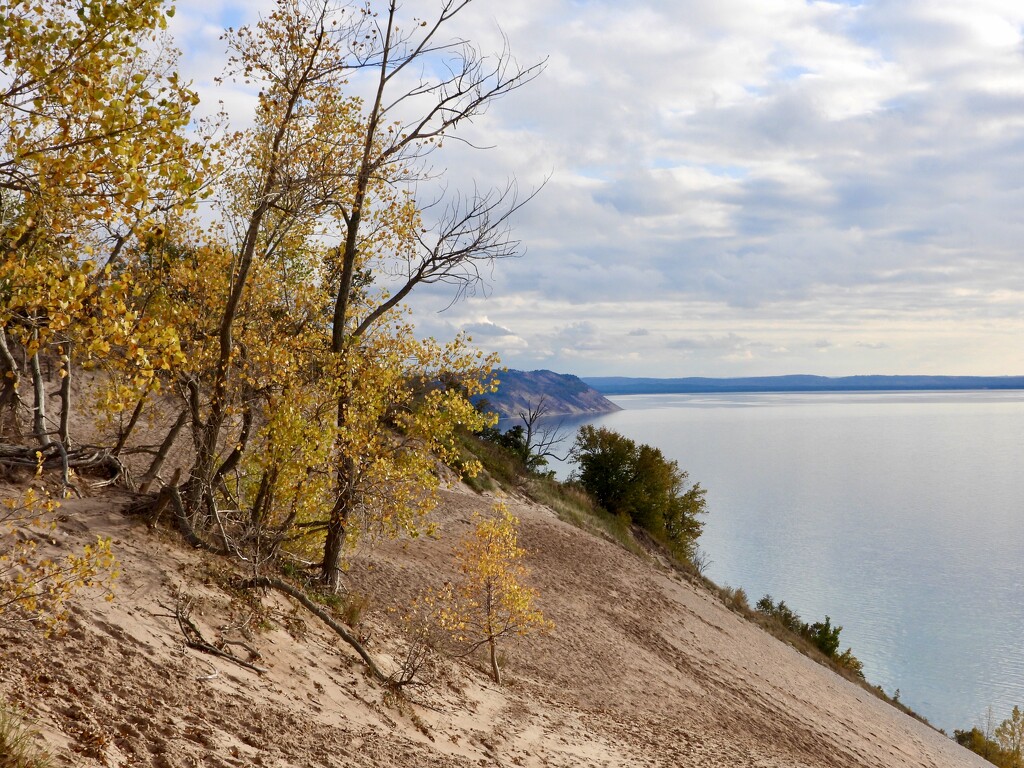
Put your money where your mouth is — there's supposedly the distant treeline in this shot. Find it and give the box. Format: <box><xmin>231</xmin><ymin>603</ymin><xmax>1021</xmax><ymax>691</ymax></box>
<box><xmin>584</xmin><ymin>375</ymin><xmax>1024</xmax><ymax>396</ymax></box>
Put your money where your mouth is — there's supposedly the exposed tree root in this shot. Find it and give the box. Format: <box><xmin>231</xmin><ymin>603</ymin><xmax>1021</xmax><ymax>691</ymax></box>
<box><xmin>241</xmin><ymin>576</ymin><xmax>388</xmax><ymax>683</ymax></box>
<box><xmin>0</xmin><ymin>442</ymin><xmax>126</xmax><ymax>489</ymax></box>
<box><xmin>124</xmin><ymin>477</ymin><xmax>229</xmax><ymax>556</ymax></box>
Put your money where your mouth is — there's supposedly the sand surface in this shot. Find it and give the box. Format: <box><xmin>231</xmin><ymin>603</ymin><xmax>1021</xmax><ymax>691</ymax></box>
<box><xmin>0</xmin><ymin>482</ymin><xmax>990</xmax><ymax>767</ymax></box>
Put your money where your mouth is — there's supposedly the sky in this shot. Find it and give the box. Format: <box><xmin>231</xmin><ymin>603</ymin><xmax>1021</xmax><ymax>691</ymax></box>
<box><xmin>170</xmin><ymin>0</ymin><xmax>1024</xmax><ymax>378</ymax></box>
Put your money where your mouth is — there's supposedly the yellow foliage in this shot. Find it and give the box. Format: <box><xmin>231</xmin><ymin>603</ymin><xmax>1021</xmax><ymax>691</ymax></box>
<box><xmin>0</xmin><ymin>488</ymin><xmax>118</xmax><ymax>633</ymax></box>
<box><xmin>431</xmin><ymin>504</ymin><xmax>552</xmax><ymax>682</ymax></box>
<box><xmin>1</xmin><ymin>0</ymin><xmax>206</xmax><ymax>425</ymax></box>
<box><xmin>0</xmin><ymin>0</ymin><xmax>520</xmax><ymax>613</ymax></box>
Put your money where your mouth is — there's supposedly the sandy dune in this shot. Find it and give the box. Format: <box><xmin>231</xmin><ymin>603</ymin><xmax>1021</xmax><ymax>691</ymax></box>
<box><xmin>0</xmin><ymin>483</ymin><xmax>989</xmax><ymax>767</ymax></box>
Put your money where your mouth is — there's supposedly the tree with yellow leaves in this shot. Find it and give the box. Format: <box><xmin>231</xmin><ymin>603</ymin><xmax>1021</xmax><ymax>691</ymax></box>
<box><xmin>317</xmin><ymin>0</ymin><xmax>543</xmax><ymax>588</ymax></box>
<box><xmin>439</xmin><ymin>504</ymin><xmax>552</xmax><ymax>684</ymax></box>
<box><xmin>0</xmin><ymin>0</ymin><xmax>540</xmax><ymax>684</ymax></box>
<box><xmin>158</xmin><ymin>0</ymin><xmax>535</xmax><ymax>590</ymax></box>
<box><xmin>0</xmin><ymin>0</ymin><xmax>206</xmax><ymax>470</ymax></box>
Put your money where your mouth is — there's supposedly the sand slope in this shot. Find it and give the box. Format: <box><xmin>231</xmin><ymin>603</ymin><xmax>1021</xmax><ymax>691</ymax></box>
<box><xmin>0</xmin><ymin>484</ymin><xmax>989</xmax><ymax>767</ymax></box>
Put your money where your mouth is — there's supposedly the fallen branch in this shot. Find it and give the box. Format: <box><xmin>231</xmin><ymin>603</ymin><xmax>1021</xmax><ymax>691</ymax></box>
<box><xmin>175</xmin><ymin>597</ymin><xmax>268</xmax><ymax>675</ymax></box>
<box><xmin>0</xmin><ymin>442</ymin><xmax>126</xmax><ymax>485</ymax></box>
<box><xmin>241</xmin><ymin>576</ymin><xmax>387</xmax><ymax>683</ymax></box>
<box><xmin>192</xmin><ymin>655</ymin><xmax>221</xmax><ymax>681</ymax></box>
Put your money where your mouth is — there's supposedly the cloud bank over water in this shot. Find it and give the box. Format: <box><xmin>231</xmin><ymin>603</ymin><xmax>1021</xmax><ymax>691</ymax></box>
<box><xmin>172</xmin><ymin>0</ymin><xmax>1024</xmax><ymax>376</ymax></box>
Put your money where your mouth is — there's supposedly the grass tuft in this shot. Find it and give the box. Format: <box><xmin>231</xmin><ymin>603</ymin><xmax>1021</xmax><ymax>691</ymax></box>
<box><xmin>0</xmin><ymin>703</ymin><xmax>52</xmax><ymax>768</ymax></box>
<box><xmin>454</xmin><ymin>431</ymin><xmax>525</xmax><ymax>492</ymax></box>
<box><xmin>524</xmin><ymin>477</ymin><xmax>648</xmax><ymax>560</ymax></box>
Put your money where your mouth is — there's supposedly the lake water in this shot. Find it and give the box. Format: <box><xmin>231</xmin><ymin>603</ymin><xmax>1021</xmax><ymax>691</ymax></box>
<box><xmin>544</xmin><ymin>391</ymin><xmax>1024</xmax><ymax>733</ymax></box>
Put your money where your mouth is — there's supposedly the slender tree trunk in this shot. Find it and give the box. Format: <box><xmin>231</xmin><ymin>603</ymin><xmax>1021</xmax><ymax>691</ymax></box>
<box><xmin>319</xmin><ymin>7</ymin><xmax>398</xmax><ymax>589</ymax></box>
<box><xmin>0</xmin><ymin>326</ymin><xmax>23</xmax><ymax>440</ymax></box>
<box><xmin>29</xmin><ymin>339</ymin><xmax>46</xmax><ymax>445</ymax></box>
<box><xmin>214</xmin><ymin>405</ymin><xmax>252</xmax><ymax>484</ymax></box>
<box><xmin>488</xmin><ymin>636</ymin><xmax>501</xmax><ymax>685</ymax></box>
<box><xmin>140</xmin><ymin>407</ymin><xmax>189</xmax><ymax>493</ymax></box>
<box><xmin>56</xmin><ymin>342</ymin><xmax>71</xmax><ymax>449</ymax></box>
<box><xmin>113</xmin><ymin>393</ymin><xmax>147</xmax><ymax>456</ymax></box>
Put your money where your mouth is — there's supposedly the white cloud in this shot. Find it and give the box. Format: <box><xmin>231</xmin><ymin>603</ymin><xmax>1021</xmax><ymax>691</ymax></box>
<box><xmin>170</xmin><ymin>0</ymin><xmax>1024</xmax><ymax>377</ymax></box>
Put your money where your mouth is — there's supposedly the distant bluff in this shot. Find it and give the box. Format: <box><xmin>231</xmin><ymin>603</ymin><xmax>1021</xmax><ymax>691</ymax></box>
<box><xmin>479</xmin><ymin>369</ymin><xmax>622</xmax><ymax>419</ymax></box>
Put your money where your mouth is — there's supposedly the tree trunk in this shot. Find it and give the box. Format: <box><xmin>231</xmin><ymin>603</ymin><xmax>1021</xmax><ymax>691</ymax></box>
<box><xmin>321</xmin><ymin>507</ymin><xmax>346</xmax><ymax>591</ymax></box>
<box><xmin>0</xmin><ymin>327</ymin><xmax>23</xmax><ymax>440</ymax></box>
<box><xmin>56</xmin><ymin>342</ymin><xmax>71</xmax><ymax>449</ymax></box>
<box><xmin>249</xmin><ymin>469</ymin><xmax>273</xmax><ymax>531</ymax></box>
<box><xmin>29</xmin><ymin>341</ymin><xmax>46</xmax><ymax>445</ymax></box>
<box><xmin>323</xmin><ymin>368</ymin><xmax>355</xmax><ymax>587</ymax></box>
<box><xmin>113</xmin><ymin>393</ymin><xmax>147</xmax><ymax>456</ymax></box>
<box><xmin>321</xmin><ymin>446</ymin><xmax>359</xmax><ymax>587</ymax></box>
<box><xmin>214</xmin><ymin>405</ymin><xmax>253</xmax><ymax>484</ymax></box>
<box><xmin>488</xmin><ymin>636</ymin><xmax>501</xmax><ymax>685</ymax></box>
<box><xmin>140</xmin><ymin>407</ymin><xmax>189</xmax><ymax>493</ymax></box>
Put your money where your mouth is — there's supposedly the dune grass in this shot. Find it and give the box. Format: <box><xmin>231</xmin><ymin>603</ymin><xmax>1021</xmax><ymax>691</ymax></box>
<box><xmin>0</xmin><ymin>703</ymin><xmax>51</xmax><ymax>768</ymax></box>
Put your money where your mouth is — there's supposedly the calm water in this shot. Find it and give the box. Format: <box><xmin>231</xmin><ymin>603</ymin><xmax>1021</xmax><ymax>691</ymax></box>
<box><xmin>546</xmin><ymin>391</ymin><xmax>1024</xmax><ymax>733</ymax></box>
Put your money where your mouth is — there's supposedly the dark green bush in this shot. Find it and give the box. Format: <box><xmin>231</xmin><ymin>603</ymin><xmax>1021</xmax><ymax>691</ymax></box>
<box><xmin>756</xmin><ymin>595</ymin><xmax>803</xmax><ymax>634</ymax></box>
<box><xmin>569</xmin><ymin>425</ymin><xmax>706</xmax><ymax>560</ymax></box>
<box><xmin>807</xmin><ymin>616</ymin><xmax>842</xmax><ymax>658</ymax></box>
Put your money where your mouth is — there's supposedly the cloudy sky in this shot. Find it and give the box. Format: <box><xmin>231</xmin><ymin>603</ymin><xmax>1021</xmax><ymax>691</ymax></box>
<box><xmin>171</xmin><ymin>0</ymin><xmax>1024</xmax><ymax>377</ymax></box>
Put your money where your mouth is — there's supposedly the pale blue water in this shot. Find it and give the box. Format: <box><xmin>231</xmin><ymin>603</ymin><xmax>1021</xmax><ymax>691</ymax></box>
<box><xmin>545</xmin><ymin>391</ymin><xmax>1024</xmax><ymax>733</ymax></box>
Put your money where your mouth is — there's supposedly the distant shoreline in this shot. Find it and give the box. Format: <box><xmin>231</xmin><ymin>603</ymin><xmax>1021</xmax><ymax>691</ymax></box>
<box><xmin>583</xmin><ymin>374</ymin><xmax>1024</xmax><ymax>396</ymax></box>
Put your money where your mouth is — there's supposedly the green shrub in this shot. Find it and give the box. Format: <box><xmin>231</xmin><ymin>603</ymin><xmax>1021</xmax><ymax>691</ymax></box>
<box><xmin>807</xmin><ymin>616</ymin><xmax>842</xmax><ymax>658</ymax></box>
<box><xmin>455</xmin><ymin>429</ymin><xmax>651</xmax><ymax>559</ymax></box>
<box><xmin>569</xmin><ymin>426</ymin><xmax>706</xmax><ymax>561</ymax></box>
<box><xmin>455</xmin><ymin>430</ymin><xmax>526</xmax><ymax>491</ymax></box>
<box><xmin>756</xmin><ymin>595</ymin><xmax>864</xmax><ymax>679</ymax></box>
<box><xmin>756</xmin><ymin>595</ymin><xmax>803</xmax><ymax>634</ymax></box>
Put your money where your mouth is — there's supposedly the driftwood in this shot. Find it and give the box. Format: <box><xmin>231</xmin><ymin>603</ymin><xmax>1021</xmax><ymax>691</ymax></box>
<box><xmin>0</xmin><ymin>442</ymin><xmax>125</xmax><ymax>484</ymax></box>
<box><xmin>240</xmin><ymin>576</ymin><xmax>387</xmax><ymax>683</ymax></box>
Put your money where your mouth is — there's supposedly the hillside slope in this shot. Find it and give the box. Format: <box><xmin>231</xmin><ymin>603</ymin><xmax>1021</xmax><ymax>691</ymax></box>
<box><xmin>0</xmin><ymin>484</ymin><xmax>986</xmax><ymax>768</ymax></box>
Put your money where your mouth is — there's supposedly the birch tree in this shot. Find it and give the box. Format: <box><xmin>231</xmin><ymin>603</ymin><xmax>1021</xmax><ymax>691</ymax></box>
<box><xmin>439</xmin><ymin>505</ymin><xmax>551</xmax><ymax>684</ymax></box>
<box><xmin>167</xmin><ymin>0</ymin><xmax>539</xmax><ymax>588</ymax></box>
<box><xmin>0</xmin><ymin>0</ymin><xmax>204</xmax><ymax>468</ymax></box>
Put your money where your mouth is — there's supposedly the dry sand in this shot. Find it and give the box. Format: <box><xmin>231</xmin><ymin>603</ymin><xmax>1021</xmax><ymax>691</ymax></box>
<box><xmin>0</xmin><ymin>482</ymin><xmax>991</xmax><ymax>767</ymax></box>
